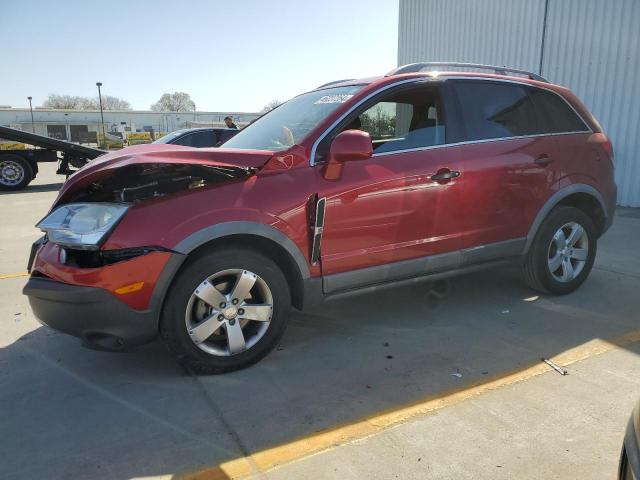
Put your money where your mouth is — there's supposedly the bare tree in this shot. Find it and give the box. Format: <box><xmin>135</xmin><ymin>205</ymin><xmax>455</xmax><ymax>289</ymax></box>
<box><xmin>42</xmin><ymin>94</ymin><xmax>85</xmax><ymax>109</ymax></box>
<box><xmin>260</xmin><ymin>99</ymin><xmax>283</xmax><ymax>113</ymax></box>
<box><xmin>98</xmin><ymin>96</ymin><xmax>132</xmax><ymax>110</ymax></box>
<box><xmin>150</xmin><ymin>92</ymin><xmax>196</xmax><ymax>112</ymax></box>
<box><xmin>42</xmin><ymin>93</ymin><xmax>131</xmax><ymax>110</ymax></box>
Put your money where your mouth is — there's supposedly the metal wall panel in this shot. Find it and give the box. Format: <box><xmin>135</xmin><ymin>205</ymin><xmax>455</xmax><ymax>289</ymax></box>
<box><xmin>541</xmin><ymin>0</ymin><xmax>640</xmax><ymax>207</ymax></box>
<box><xmin>398</xmin><ymin>0</ymin><xmax>547</xmax><ymax>73</ymax></box>
<box><xmin>398</xmin><ymin>0</ymin><xmax>640</xmax><ymax>206</ymax></box>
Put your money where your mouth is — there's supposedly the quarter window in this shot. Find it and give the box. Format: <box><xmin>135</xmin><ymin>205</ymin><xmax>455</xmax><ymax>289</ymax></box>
<box><xmin>453</xmin><ymin>81</ymin><xmax>539</xmax><ymax>141</ymax></box>
<box><xmin>528</xmin><ymin>88</ymin><xmax>589</xmax><ymax>133</ymax></box>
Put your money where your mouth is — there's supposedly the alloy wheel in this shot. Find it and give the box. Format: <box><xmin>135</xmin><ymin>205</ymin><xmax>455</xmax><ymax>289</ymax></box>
<box><xmin>547</xmin><ymin>221</ymin><xmax>589</xmax><ymax>283</ymax></box>
<box><xmin>185</xmin><ymin>269</ymin><xmax>273</xmax><ymax>356</ymax></box>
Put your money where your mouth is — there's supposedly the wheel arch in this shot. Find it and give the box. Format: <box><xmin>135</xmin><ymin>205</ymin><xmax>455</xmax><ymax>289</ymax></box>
<box><xmin>524</xmin><ymin>184</ymin><xmax>607</xmax><ymax>253</ymax></box>
<box><xmin>171</xmin><ymin>222</ymin><xmax>310</xmax><ymax>310</ymax></box>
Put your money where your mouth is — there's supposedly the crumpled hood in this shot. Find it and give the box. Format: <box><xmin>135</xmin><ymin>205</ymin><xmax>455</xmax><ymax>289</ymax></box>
<box><xmin>57</xmin><ymin>143</ymin><xmax>274</xmax><ymax>202</ymax></box>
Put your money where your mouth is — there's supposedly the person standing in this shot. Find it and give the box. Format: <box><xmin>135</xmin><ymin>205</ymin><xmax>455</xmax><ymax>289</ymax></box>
<box><xmin>224</xmin><ymin>116</ymin><xmax>238</xmax><ymax>129</ymax></box>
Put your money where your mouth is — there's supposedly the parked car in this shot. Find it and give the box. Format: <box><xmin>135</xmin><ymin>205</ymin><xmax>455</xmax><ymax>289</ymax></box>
<box><xmin>620</xmin><ymin>401</ymin><xmax>639</xmax><ymax>480</ymax></box>
<box><xmin>153</xmin><ymin>127</ymin><xmax>239</xmax><ymax>148</ymax></box>
<box><xmin>24</xmin><ymin>63</ymin><xmax>616</xmax><ymax>373</ymax></box>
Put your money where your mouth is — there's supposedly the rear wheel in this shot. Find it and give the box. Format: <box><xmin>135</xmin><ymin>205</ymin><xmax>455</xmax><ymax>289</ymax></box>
<box><xmin>522</xmin><ymin>206</ymin><xmax>597</xmax><ymax>294</ymax></box>
<box><xmin>160</xmin><ymin>247</ymin><xmax>291</xmax><ymax>374</ymax></box>
<box><xmin>0</xmin><ymin>155</ymin><xmax>33</xmax><ymax>190</ymax></box>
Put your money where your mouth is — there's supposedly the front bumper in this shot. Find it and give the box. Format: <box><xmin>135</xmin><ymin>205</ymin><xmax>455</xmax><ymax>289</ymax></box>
<box><xmin>23</xmin><ymin>277</ymin><xmax>158</xmax><ymax>350</ymax></box>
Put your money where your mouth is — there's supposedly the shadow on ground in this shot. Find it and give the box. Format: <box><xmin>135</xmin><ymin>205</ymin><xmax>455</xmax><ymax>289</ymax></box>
<box><xmin>0</xmin><ymin>182</ymin><xmax>63</xmax><ymax>195</ymax></box>
<box><xmin>2</xmin><ymin>244</ymin><xmax>640</xmax><ymax>480</ymax></box>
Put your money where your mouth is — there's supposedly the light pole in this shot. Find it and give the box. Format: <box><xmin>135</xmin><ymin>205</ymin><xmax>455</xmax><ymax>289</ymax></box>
<box><xmin>27</xmin><ymin>96</ymin><xmax>35</xmax><ymax>133</ymax></box>
<box><xmin>96</xmin><ymin>82</ymin><xmax>106</xmax><ymax>148</ymax></box>
<box><xmin>64</xmin><ymin>113</ymin><xmax>69</xmax><ymax>140</ymax></box>
<box><xmin>193</xmin><ymin>103</ymin><xmax>196</xmax><ymax>121</ymax></box>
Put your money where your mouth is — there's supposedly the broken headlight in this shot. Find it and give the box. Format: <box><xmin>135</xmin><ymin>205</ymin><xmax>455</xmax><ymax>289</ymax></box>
<box><xmin>37</xmin><ymin>203</ymin><xmax>129</xmax><ymax>250</ymax></box>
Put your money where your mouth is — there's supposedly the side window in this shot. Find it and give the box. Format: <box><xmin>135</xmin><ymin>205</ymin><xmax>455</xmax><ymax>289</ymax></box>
<box><xmin>190</xmin><ymin>131</ymin><xmax>217</xmax><ymax>147</ymax></box>
<box><xmin>171</xmin><ymin>133</ymin><xmax>195</xmax><ymax>146</ymax></box>
<box><xmin>528</xmin><ymin>88</ymin><xmax>589</xmax><ymax>133</ymax></box>
<box><xmin>453</xmin><ymin>81</ymin><xmax>539</xmax><ymax>140</ymax></box>
<box><xmin>341</xmin><ymin>86</ymin><xmax>446</xmax><ymax>155</ymax></box>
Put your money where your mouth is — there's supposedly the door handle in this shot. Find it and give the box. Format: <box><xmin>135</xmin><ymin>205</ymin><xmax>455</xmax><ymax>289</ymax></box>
<box><xmin>431</xmin><ymin>169</ymin><xmax>460</xmax><ymax>183</ymax></box>
<box><xmin>534</xmin><ymin>155</ymin><xmax>554</xmax><ymax>166</ymax></box>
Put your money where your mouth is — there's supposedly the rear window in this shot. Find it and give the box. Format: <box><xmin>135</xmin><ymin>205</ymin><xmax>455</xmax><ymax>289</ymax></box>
<box><xmin>528</xmin><ymin>88</ymin><xmax>589</xmax><ymax>133</ymax></box>
<box><xmin>453</xmin><ymin>81</ymin><xmax>539</xmax><ymax>141</ymax></box>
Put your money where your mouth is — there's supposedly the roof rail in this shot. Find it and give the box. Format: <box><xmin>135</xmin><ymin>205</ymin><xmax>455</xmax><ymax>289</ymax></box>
<box><xmin>386</xmin><ymin>62</ymin><xmax>548</xmax><ymax>82</ymax></box>
<box><xmin>316</xmin><ymin>78</ymin><xmax>356</xmax><ymax>89</ymax></box>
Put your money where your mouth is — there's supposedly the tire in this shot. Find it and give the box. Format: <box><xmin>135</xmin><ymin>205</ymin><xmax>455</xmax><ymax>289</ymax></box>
<box><xmin>160</xmin><ymin>247</ymin><xmax>291</xmax><ymax>374</ymax></box>
<box><xmin>522</xmin><ymin>206</ymin><xmax>597</xmax><ymax>295</ymax></box>
<box><xmin>0</xmin><ymin>155</ymin><xmax>34</xmax><ymax>191</ymax></box>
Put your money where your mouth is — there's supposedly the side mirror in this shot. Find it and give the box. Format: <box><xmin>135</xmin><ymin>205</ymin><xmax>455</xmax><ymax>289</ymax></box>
<box><xmin>323</xmin><ymin>130</ymin><xmax>373</xmax><ymax>181</ymax></box>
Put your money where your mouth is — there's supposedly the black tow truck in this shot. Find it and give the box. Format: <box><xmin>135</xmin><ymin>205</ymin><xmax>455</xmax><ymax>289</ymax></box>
<box><xmin>0</xmin><ymin>125</ymin><xmax>105</xmax><ymax>191</ymax></box>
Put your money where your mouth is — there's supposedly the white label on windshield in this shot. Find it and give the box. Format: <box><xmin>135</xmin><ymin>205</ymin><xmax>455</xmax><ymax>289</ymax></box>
<box><xmin>314</xmin><ymin>94</ymin><xmax>354</xmax><ymax>104</ymax></box>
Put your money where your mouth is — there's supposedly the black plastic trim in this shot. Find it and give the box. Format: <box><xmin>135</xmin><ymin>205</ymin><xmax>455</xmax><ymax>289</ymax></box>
<box><xmin>23</xmin><ymin>277</ymin><xmax>158</xmax><ymax>350</ymax></box>
<box><xmin>322</xmin><ymin>238</ymin><xmax>525</xmax><ymax>295</ymax></box>
<box><xmin>325</xmin><ymin>260</ymin><xmax>510</xmax><ymax>302</ymax></box>
<box><xmin>174</xmin><ymin>221</ymin><xmax>310</xmax><ymax>279</ymax></box>
<box><xmin>524</xmin><ymin>184</ymin><xmax>610</xmax><ymax>252</ymax></box>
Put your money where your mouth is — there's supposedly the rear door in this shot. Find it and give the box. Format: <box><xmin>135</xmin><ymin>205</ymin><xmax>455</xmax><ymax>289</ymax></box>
<box><xmin>448</xmin><ymin>80</ymin><xmax>560</xmax><ymax>253</ymax></box>
<box><xmin>527</xmin><ymin>87</ymin><xmax>594</xmax><ymax>181</ymax></box>
<box><xmin>317</xmin><ymin>82</ymin><xmax>466</xmax><ymax>283</ymax></box>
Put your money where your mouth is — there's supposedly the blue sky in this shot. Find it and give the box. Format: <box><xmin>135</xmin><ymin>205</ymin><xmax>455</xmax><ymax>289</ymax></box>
<box><xmin>1</xmin><ymin>0</ymin><xmax>398</xmax><ymax>112</ymax></box>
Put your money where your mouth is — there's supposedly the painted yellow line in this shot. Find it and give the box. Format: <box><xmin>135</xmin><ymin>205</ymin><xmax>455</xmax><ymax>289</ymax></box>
<box><xmin>0</xmin><ymin>272</ymin><xmax>29</xmax><ymax>280</ymax></box>
<box><xmin>179</xmin><ymin>328</ymin><xmax>640</xmax><ymax>480</ymax></box>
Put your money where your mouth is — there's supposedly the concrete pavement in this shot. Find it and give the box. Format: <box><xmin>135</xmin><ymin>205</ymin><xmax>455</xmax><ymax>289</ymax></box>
<box><xmin>1</xmin><ymin>163</ymin><xmax>639</xmax><ymax>479</ymax></box>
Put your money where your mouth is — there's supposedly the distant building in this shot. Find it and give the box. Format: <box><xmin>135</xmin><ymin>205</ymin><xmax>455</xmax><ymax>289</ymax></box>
<box><xmin>0</xmin><ymin>108</ymin><xmax>259</xmax><ymax>143</ymax></box>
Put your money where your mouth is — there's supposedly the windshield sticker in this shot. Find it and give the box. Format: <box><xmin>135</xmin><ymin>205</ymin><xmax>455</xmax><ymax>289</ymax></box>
<box><xmin>314</xmin><ymin>94</ymin><xmax>354</xmax><ymax>104</ymax></box>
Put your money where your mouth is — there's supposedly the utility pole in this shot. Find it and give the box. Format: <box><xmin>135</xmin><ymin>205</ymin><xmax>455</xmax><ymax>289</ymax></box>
<box><xmin>27</xmin><ymin>96</ymin><xmax>35</xmax><ymax>133</ymax></box>
<box><xmin>96</xmin><ymin>82</ymin><xmax>106</xmax><ymax>148</ymax></box>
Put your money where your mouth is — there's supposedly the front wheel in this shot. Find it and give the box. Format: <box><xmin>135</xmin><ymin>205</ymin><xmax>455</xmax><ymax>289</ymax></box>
<box><xmin>0</xmin><ymin>155</ymin><xmax>33</xmax><ymax>191</ymax></box>
<box><xmin>522</xmin><ymin>206</ymin><xmax>597</xmax><ymax>295</ymax></box>
<box><xmin>160</xmin><ymin>247</ymin><xmax>291</xmax><ymax>374</ymax></box>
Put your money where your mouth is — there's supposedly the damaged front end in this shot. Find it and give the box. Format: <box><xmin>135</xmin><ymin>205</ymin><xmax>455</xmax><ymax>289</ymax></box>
<box><xmin>33</xmin><ymin>146</ymin><xmax>267</xmax><ymax>270</ymax></box>
<box><xmin>67</xmin><ymin>162</ymin><xmax>254</xmax><ymax>204</ymax></box>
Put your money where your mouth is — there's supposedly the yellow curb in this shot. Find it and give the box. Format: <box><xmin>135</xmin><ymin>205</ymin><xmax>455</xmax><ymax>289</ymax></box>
<box><xmin>178</xmin><ymin>328</ymin><xmax>640</xmax><ymax>480</ymax></box>
<box><xmin>0</xmin><ymin>272</ymin><xmax>29</xmax><ymax>280</ymax></box>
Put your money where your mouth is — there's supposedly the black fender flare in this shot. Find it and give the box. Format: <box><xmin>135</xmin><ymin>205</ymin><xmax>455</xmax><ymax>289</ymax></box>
<box><xmin>524</xmin><ymin>184</ymin><xmax>607</xmax><ymax>253</ymax></box>
<box><xmin>148</xmin><ymin>221</ymin><xmax>311</xmax><ymax>327</ymax></box>
<box><xmin>173</xmin><ymin>221</ymin><xmax>310</xmax><ymax>279</ymax></box>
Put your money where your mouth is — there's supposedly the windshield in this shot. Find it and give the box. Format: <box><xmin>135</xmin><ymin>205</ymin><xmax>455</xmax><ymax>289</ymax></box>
<box><xmin>223</xmin><ymin>85</ymin><xmax>363</xmax><ymax>151</ymax></box>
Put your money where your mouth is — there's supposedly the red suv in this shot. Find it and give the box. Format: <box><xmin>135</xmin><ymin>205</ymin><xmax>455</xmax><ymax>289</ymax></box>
<box><xmin>24</xmin><ymin>63</ymin><xmax>616</xmax><ymax>373</ymax></box>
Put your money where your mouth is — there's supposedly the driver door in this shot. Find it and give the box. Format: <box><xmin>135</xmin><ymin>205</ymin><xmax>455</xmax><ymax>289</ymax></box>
<box><xmin>316</xmin><ymin>83</ymin><xmax>465</xmax><ymax>291</ymax></box>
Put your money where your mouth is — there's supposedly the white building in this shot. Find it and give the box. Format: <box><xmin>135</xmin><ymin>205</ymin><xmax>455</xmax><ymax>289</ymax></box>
<box><xmin>0</xmin><ymin>108</ymin><xmax>259</xmax><ymax>143</ymax></box>
<box><xmin>398</xmin><ymin>0</ymin><xmax>640</xmax><ymax>207</ymax></box>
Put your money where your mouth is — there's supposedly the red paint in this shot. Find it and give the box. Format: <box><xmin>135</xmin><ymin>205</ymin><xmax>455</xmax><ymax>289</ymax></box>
<box><xmin>323</xmin><ymin>130</ymin><xmax>373</xmax><ymax>181</ymax></box>
<box><xmin>33</xmin><ymin>242</ymin><xmax>171</xmax><ymax>310</ymax></box>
